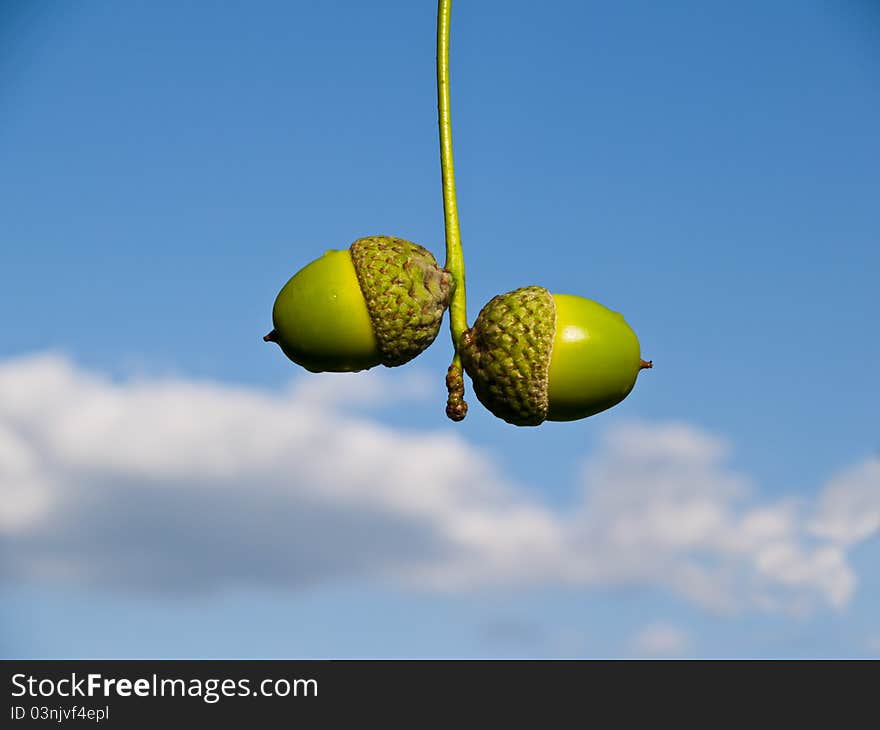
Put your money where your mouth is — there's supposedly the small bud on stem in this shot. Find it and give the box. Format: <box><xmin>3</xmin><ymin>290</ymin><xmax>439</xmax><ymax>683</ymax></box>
<box><xmin>445</xmin><ymin>358</ymin><xmax>468</xmax><ymax>422</ymax></box>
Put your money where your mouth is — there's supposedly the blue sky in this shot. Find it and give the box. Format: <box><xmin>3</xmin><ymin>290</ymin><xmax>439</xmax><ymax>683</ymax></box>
<box><xmin>1</xmin><ymin>0</ymin><xmax>878</xmax><ymax>658</ymax></box>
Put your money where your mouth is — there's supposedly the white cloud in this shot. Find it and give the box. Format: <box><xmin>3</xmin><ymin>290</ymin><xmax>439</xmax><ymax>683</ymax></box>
<box><xmin>809</xmin><ymin>459</ymin><xmax>880</xmax><ymax>546</ymax></box>
<box><xmin>628</xmin><ymin>622</ymin><xmax>693</xmax><ymax>657</ymax></box>
<box><xmin>288</xmin><ymin>368</ymin><xmax>433</xmax><ymax>410</ymax></box>
<box><xmin>564</xmin><ymin>422</ymin><xmax>867</xmax><ymax>613</ymax></box>
<box><xmin>0</xmin><ymin>353</ymin><xmax>877</xmax><ymax>615</ymax></box>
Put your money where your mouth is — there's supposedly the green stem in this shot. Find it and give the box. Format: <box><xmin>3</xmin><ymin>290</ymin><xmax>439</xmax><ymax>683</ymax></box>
<box><xmin>437</xmin><ymin>0</ymin><xmax>468</xmax><ymax>421</ymax></box>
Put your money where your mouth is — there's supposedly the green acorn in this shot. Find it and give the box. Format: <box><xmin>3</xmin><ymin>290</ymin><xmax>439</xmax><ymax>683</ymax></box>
<box><xmin>265</xmin><ymin>236</ymin><xmax>453</xmax><ymax>372</ymax></box>
<box><xmin>459</xmin><ymin>286</ymin><xmax>651</xmax><ymax>426</ymax></box>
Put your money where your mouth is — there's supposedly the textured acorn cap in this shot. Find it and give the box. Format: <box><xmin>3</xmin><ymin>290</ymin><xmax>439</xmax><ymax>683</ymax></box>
<box><xmin>350</xmin><ymin>236</ymin><xmax>453</xmax><ymax>367</ymax></box>
<box><xmin>459</xmin><ymin>286</ymin><xmax>556</xmax><ymax>426</ymax></box>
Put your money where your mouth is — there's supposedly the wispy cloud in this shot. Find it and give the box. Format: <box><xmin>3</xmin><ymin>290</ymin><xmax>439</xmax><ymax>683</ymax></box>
<box><xmin>480</xmin><ymin>618</ymin><xmax>588</xmax><ymax>658</ymax></box>
<box><xmin>564</xmin><ymin>423</ymin><xmax>864</xmax><ymax>614</ymax></box>
<box><xmin>628</xmin><ymin>622</ymin><xmax>693</xmax><ymax>657</ymax></box>
<box><xmin>1</xmin><ymin>353</ymin><xmax>877</xmax><ymax>614</ymax></box>
<box><xmin>809</xmin><ymin>459</ymin><xmax>880</xmax><ymax>546</ymax></box>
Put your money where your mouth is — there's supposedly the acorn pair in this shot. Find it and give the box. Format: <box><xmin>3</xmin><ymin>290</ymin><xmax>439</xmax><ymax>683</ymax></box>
<box><xmin>265</xmin><ymin>235</ymin><xmax>650</xmax><ymax>425</ymax></box>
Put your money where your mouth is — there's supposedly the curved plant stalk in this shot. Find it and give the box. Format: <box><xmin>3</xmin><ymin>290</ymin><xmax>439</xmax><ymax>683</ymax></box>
<box><xmin>437</xmin><ymin>0</ymin><xmax>469</xmax><ymax>421</ymax></box>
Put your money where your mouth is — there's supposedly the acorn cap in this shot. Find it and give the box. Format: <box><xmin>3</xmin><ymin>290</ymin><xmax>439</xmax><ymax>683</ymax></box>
<box><xmin>350</xmin><ymin>236</ymin><xmax>454</xmax><ymax>367</ymax></box>
<box><xmin>459</xmin><ymin>286</ymin><xmax>556</xmax><ymax>426</ymax></box>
